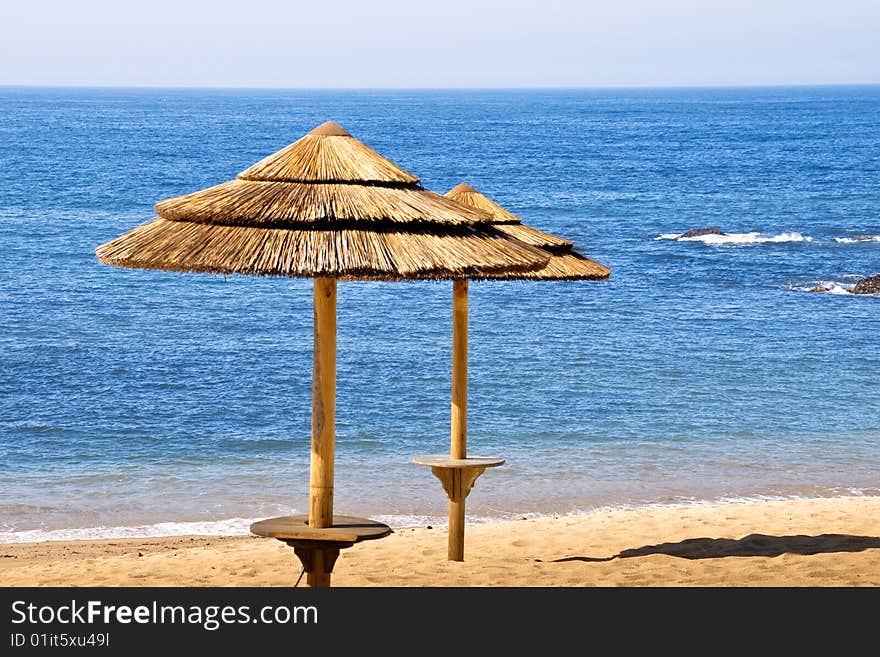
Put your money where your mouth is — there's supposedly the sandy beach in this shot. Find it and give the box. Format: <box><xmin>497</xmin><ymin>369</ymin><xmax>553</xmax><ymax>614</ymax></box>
<box><xmin>2</xmin><ymin>496</ymin><xmax>879</xmax><ymax>587</ymax></box>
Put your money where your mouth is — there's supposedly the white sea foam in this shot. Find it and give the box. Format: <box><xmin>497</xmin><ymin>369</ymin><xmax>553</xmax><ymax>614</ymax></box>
<box><xmin>567</xmin><ymin>491</ymin><xmax>880</xmax><ymax>518</ymax></box>
<box><xmin>790</xmin><ymin>280</ymin><xmax>855</xmax><ymax>295</ymax></box>
<box><xmin>0</xmin><ymin>514</ymin><xmax>457</xmax><ymax>544</ymax></box>
<box><xmin>834</xmin><ymin>235</ymin><xmax>880</xmax><ymax>243</ymax></box>
<box><xmin>0</xmin><ymin>517</ymin><xmax>260</xmax><ymax>544</ymax></box>
<box><xmin>656</xmin><ymin>231</ymin><xmax>812</xmax><ymax>245</ymax></box>
<box><xmin>372</xmin><ymin>513</ymin><xmax>445</xmax><ymax>529</ymax></box>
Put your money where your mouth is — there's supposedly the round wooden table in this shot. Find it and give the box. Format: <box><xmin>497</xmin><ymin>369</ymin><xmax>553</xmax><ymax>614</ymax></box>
<box><xmin>412</xmin><ymin>455</ymin><xmax>505</xmax><ymax>561</ymax></box>
<box><xmin>251</xmin><ymin>515</ymin><xmax>392</xmax><ymax>587</ymax></box>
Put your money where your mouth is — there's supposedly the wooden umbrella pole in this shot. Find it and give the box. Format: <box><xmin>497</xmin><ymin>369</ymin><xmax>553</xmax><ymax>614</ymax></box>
<box><xmin>451</xmin><ymin>280</ymin><xmax>468</xmax><ymax>459</ymax></box>
<box><xmin>310</xmin><ymin>277</ymin><xmax>336</xmax><ymax>531</ymax></box>
<box><xmin>307</xmin><ymin>277</ymin><xmax>337</xmax><ymax>586</ymax></box>
<box><xmin>449</xmin><ymin>279</ymin><xmax>468</xmax><ymax>561</ymax></box>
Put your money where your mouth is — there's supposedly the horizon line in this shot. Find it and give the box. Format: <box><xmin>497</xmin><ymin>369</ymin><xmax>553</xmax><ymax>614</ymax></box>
<box><xmin>1</xmin><ymin>82</ymin><xmax>879</xmax><ymax>92</ymax></box>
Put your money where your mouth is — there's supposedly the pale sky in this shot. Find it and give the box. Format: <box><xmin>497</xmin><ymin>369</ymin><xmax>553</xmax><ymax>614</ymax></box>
<box><xmin>1</xmin><ymin>0</ymin><xmax>878</xmax><ymax>88</ymax></box>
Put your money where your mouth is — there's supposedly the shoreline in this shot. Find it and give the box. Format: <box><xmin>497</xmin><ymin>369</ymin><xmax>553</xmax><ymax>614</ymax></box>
<box><xmin>4</xmin><ymin>491</ymin><xmax>879</xmax><ymax>545</ymax></box>
<box><xmin>2</xmin><ymin>496</ymin><xmax>879</xmax><ymax>586</ymax></box>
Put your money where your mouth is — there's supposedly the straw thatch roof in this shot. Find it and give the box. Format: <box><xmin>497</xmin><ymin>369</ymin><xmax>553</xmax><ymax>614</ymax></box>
<box><xmin>96</xmin><ymin>122</ymin><xmax>550</xmax><ymax>280</ymax></box>
<box><xmin>445</xmin><ymin>184</ymin><xmax>610</xmax><ymax>280</ymax></box>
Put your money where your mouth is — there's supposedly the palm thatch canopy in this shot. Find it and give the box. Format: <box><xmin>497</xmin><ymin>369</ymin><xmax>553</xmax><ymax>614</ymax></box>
<box><xmin>96</xmin><ymin>122</ymin><xmax>549</xmax><ymax>280</ymax></box>
<box><xmin>445</xmin><ymin>183</ymin><xmax>610</xmax><ymax>281</ymax></box>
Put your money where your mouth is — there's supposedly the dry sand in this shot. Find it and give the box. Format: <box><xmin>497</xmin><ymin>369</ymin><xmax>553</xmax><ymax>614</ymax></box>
<box><xmin>2</xmin><ymin>497</ymin><xmax>879</xmax><ymax>587</ymax></box>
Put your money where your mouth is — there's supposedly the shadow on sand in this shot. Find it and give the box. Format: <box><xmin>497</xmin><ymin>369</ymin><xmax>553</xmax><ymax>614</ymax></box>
<box><xmin>547</xmin><ymin>533</ymin><xmax>880</xmax><ymax>563</ymax></box>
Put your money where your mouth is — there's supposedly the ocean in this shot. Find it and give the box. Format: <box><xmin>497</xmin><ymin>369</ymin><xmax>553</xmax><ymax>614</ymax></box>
<box><xmin>1</xmin><ymin>86</ymin><xmax>878</xmax><ymax>542</ymax></box>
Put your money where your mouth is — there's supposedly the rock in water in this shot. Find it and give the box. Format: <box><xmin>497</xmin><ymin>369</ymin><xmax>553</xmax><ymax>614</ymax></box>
<box><xmin>808</xmin><ymin>286</ymin><xmax>830</xmax><ymax>293</ymax></box>
<box><xmin>852</xmin><ymin>275</ymin><xmax>880</xmax><ymax>295</ymax></box>
<box><xmin>679</xmin><ymin>227</ymin><xmax>726</xmax><ymax>238</ymax></box>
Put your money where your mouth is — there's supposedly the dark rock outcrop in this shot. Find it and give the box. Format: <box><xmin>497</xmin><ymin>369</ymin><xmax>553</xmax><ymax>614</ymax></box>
<box><xmin>852</xmin><ymin>275</ymin><xmax>880</xmax><ymax>295</ymax></box>
<box><xmin>679</xmin><ymin>227</ymin><xmax>726</xmax><ymax>239</ymax></box>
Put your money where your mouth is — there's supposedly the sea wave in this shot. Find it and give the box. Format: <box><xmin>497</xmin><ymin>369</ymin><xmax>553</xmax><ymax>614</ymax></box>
<box><xmin>570</xmin><ymin>491</ymin><xmax>880</xmax><ymax>516</ymax></box>
<box><xmin>0</xmin><ymin>518</ymin><xmax>260</xmax><ymax>544</ymax></box>
<box><xmin>790</xmin><ymin>280</ymin><xmax>855</xmax><ymax>295</ymax></box>
<box><xmin>834</xmin><ymin>235</ymin><xmax>880</xmax><ymax>243</ymax></box>
<box><xmin>656</xmin><ymin>231</ymin><xmax>812</xmax><ymax>245</ymax></box>
<box><xmin>0</xmin><ymin>514</ymin><xmax>454</xmax><ymax>544</ymax></box>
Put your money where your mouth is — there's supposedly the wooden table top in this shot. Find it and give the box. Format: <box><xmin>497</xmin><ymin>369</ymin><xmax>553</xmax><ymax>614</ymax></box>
<box><xmin>412</xmin><ymin>455</ymin><xmax>505</xmax><ymax>469</ymax></box>
<box><xmin>250</xmin><ymin>515</ymin><xmax>392</xmax><ymax>543</ymax></box>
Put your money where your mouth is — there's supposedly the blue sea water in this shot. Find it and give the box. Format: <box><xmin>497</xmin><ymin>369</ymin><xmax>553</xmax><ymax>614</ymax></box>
<box><xmin>0</xmin><ymin>86</ymin><xmax>878</xmax><ymax>542</ymax></box>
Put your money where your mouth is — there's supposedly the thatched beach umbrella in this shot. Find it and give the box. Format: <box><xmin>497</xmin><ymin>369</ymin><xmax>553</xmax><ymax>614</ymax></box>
<box><xmin>445</xmin><ymin>183</ymin><xmax>611</xmax><ymax>280</ymax></box>
<box><xmin>96</xmin><ymin>121</ymin><xmax>549</xmax><ymax>586</ymax></box>
<box><xmin>413</xmin><ymin>183</ymin><xmax>610</xmax><ymax>562</ymax></box>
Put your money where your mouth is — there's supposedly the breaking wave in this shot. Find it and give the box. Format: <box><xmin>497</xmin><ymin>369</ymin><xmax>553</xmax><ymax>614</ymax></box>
<box><xmin>656</xmin><ymin>231</ymin><xmax>812</xmax><ymax>245</ymax></box>
<box><xmin>790</xmin><ymin>280</ymin><xmax>855</xmax><ymax>295</ymax></box>
<box><xmin>834</xmin><ymin>235</ymin><xmax>880</xmax><ymax>243</ymax></box>
<box><xmin>0</xmin><ymin>518</ymin><xmax>259</xmax><ymax>544</ymax></box>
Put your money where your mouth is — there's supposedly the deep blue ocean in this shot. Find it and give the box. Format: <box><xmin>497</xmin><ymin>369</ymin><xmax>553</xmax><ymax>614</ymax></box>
<box><xmin>1</xmin><ymin>86</ymin><xmax>878</xmax><ymax>541</ymax></box>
